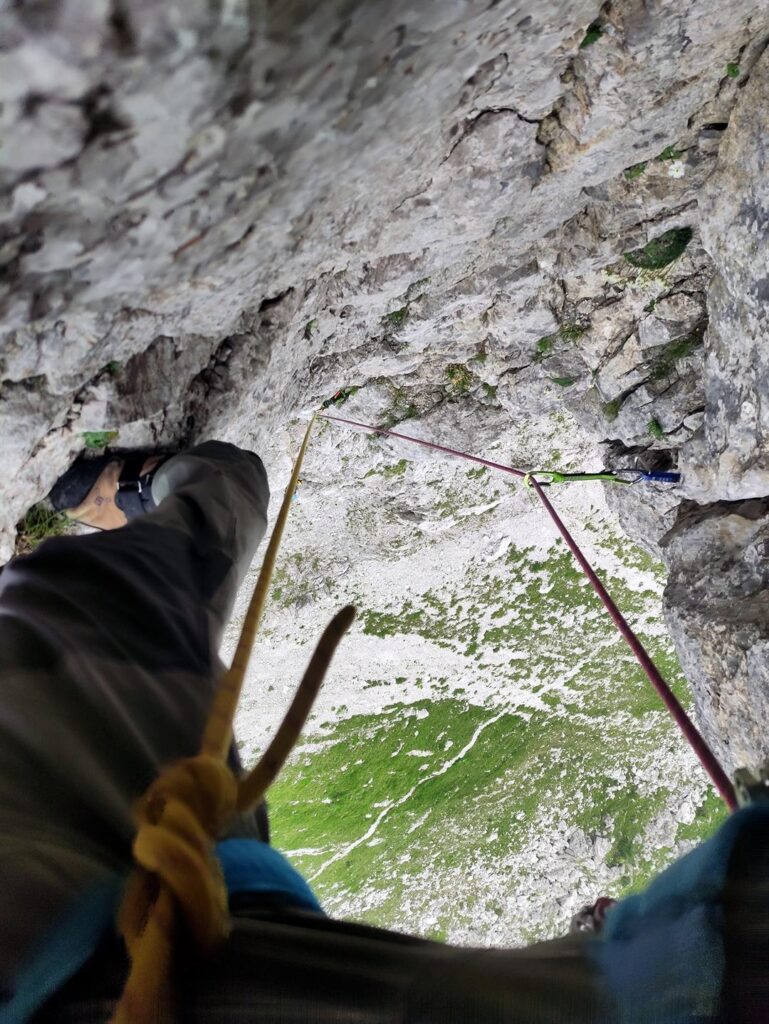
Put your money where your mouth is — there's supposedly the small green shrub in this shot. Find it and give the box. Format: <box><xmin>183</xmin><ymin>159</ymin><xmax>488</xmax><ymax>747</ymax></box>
<box><xmin>383</xmin><ymin>459</ymin><xmax>408</xmax><ymax>478</ymax></box>
<box><xmin>380</xmin><ymin>387</ymin><xmax>419</xmax><ymax>428</ymax></box>
<box><xmin>383</xmin><ymin>307</ymin><xmax>409</xmax><ymax>327</ymax></box>
<box><xmin>647</xmin><ymin>418</ymin><xmax>664</xmax><ymax>439</ymax></box>
<box><xmin>649</xmin><ymin>332</ymin><xmax>704</xmax><ymax>381</ymax></box>
<box><xmin>624</xmin><ymin>227</ymin><xmax>693</xmax><ymax>270</ymax></box>
<box><xmin>602</xmin><ymin>397</ymin><xmax>624</xmax><ymax>421</ymax></box>
<box><xmin>534</xmin><ymin>324</ymin><xmax>586</xmax><ymax>363</ymax></box>
<box><xmin>406</xmin><ymin>278</ymin><xmax>430</xmax><ymax>301</ymax></box>
<box><xmin>725</xmin><ymin>62</ymin><xmax>740</xmax><ymax>78</ymax></box>
<box><xmin>658</xmin><ymin>145</ymin><xmax>682</xmax><ymax>161</ymax></box>
<box><xmin>102</xmin><ymin>361</ymin><xmax>122</xmax><ymax>375</ymax></box>
<box><xmin>82</xmin><ymin>430</ymin><xmax>119</xmax><ymax>449</ymax></box>
<box><xmin>624</xmin><ymin>162</ymin><xmax>647</xmax><ymax>181</ymax></box>
<box><xmin>559</xmin><ymin>323</ymin><xmax>586</xmax><ymax>342</ymax></box>
<box><xmin>446</xmin><ymin>364</ymin><xmax>473</xmax><ymax>394</ymax></box>
<box><xmin>580</xmin><ymin>22</ymin><xmax>602</xmax><ymax>47</ymax></box>
<box><xmin>534</xmin><ymin>335</ymin><xmax>555</xmax><ymax>361</ymax></box>
<box><xmin>16</xmin><ymin>503</ymin><xmax>72</xmax><ymax>553</ymax></box>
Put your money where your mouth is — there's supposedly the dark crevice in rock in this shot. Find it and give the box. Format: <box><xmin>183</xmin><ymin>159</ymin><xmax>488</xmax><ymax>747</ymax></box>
<box><xmin>664</xmin><ymin>497</ymin><xmax>769</xmax><ymax>543</ymax></box>
<box><xmin>602</xmin><ymin>439</ymin><xmax>676</xmax><ymax>473</ymax></box>
<box><xmin>257</xmin><ymin>287</ymin><xmax>296</xmax><ymax>325</ymax></box>
<box><xmin>108</xmin><ymin>1</ymin><xmax>137</xmax><ymax>55</ymax></box>
<box><xmin>81</xmin><ymin>86</ymin><xmax>132</xmax><ymax>147</ymax></box>
<box><xmin>124</xmin><ymin>149</ymin><xmax>196</xmax><ymax>204</ymax></box>
<box><xmin>442</xmin><ymin>106</ymin><xmax>540</xmax><ymax>165</ymax></box>
<box><xmin>391</xmin><ymin>179</ymin><xmax>434</xmax><ymax>213</ymax></box>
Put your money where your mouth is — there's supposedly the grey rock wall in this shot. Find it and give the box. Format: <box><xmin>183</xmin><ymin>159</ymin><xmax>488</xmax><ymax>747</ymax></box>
<box><xmin>664</xmin><ymin>48</ymin><xmax>769</xmax><ymax>775</ymax></box>
<box><xmin>663</xmin><ymin>498</ymin><xmax>769</xmax><ymax>775</ymax></box>
<box><xmin>2</xmin><ymin>1</ymin><xmax>769</xmax><ymax>774</ymax></box>
<box><xmin>681</xmin><ymin>48</ymin><xmax>769</xmax><ymax>501</ymax></box>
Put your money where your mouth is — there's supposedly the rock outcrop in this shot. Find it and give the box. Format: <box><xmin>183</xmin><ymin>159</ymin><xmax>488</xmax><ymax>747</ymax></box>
<box><xmin>681</xmin><ymin>50</ymin><xmax>769</xmax><ymax>502</ymax></box>
<box><xmin>2</xmin><ymin>2</ymin><xmax>766</xmax><ymax>542</ymax></box>
<box><xmin>664</xmin><ymin>498</ymin><xmax>769</xmax><ymax>776</ymax></box>
<box><xmin>662</xmin><ymin>47</ymin><xmax>769</xmax><ymax>777</ymax></box>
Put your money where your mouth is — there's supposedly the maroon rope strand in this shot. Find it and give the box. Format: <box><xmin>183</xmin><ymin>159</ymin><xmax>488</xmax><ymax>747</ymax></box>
<box><xmin>320</xmin><ymin>413</ymin><xmax>527</xmax><ymax>478</ymax></box>
<box><xmin>320</xmin><ymin>411</ymin><xmax>737</xmax><ymax>811</ymax></box>
<box><xmin>528</xmin><ymin>477</ymin><xmax>737</xmax><ymax>811</ymax></box>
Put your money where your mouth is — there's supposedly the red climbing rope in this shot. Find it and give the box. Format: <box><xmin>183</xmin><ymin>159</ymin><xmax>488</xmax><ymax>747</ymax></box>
<box><xmin>320</xmin><ymin>412</ymin><xmax>738</xmax><ymax>811</ymax></box>
<box><xmin>528</xmin><ymin>476</ymin><xmax>737</xmax><ymax>810</ymax></box>
<box><xmin>321</xmin><ymin>413</ymin><xmax>528</xmax><ymax>478</ymax></box>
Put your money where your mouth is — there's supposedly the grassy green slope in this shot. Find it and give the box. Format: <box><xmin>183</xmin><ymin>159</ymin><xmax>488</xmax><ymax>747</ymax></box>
<box><xmin>267</xmin><ymin>529</ymin><xmax>728</xmax><ymax>945</ymax></box>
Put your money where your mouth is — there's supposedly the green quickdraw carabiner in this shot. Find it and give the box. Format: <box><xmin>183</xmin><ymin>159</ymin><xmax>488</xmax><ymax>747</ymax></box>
<box><xmin>523</xmin><ymin>470</ymin><xmax>632</xmax><ymax>488</ymax></box>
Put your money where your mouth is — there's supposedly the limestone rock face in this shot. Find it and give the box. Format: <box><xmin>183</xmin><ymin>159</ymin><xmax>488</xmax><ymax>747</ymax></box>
<box><xmin>663</xmin><ymin>498</ymin><xmax>769</xmax><ymax>776</ymax></box>
<box><xmin>681</xmin><ymin>49</ymin><xmax>769</xmax><ymax>501</ymax></box>
<box><xmin>660</xmin><ymin>49</ymin><xmax>769</xmax><ymax>783</ymax></box>
<box><xmin>2</xmin><ymin>0</ymin><xmax>767</xmax><ymax>561</ymax></box>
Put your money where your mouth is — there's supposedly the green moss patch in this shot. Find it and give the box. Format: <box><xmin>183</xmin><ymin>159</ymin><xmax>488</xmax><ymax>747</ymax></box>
<box><xmin>624</xmin><ymin>162</ymin><xmax>647</xmax><ymax>181</ymax></box>
<box><xmin>624</xmin><ymin>228</ymin><xmax>693</xmax><ymax>270</ymax></box>
<box><xmin>535</xmin><ymin>335</ymin><xmax>555</xmax><ymax>361</ymax></box>
<box><xmin>579</xmin><ymin>22</ymin><xmax>602</xmax><ymax>48</ymax></box>
<box><xmin>534</xmin><ymin>323</ymin><xmax>587</xmax><ymax>363</ymax></box>
<box><xmin>365</xmin><ymin>459</ymin><xmax>409</xmax><ymax>480</ymax></box>
<box><xmin>380</xmin><ymin>385</ymin><xmax>419</xmax><ymax>428</ymax></box>
<box><xmin>602</xmin><ymin>396</ymin><xmax>625</xmax><ymax>421</ymax></box>
<box><xmin>383</xmin><ymin>307</ymin><xmax>409</xmax><ymax>328</ymax></box>
<box><xmin>648</xmin><ymin>331</ymin><xmax>704</xmax><ymax>381</ymax></box>
<box><xmin>82</xmin><ymin>430</ymin><xmax>119</xmax><ymax>449</ymax></box>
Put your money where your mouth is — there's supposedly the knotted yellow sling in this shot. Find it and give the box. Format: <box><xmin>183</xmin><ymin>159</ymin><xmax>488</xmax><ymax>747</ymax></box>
<box><xmin>110</xmin><ymin>416</ymin><xmax>355</xmax><ymax>1023</ymax></box>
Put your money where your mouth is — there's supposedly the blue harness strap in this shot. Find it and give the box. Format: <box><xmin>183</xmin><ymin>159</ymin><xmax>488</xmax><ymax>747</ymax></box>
<box><xmin>2</xmin><ymin>840</ymin><xmax>321</xmax><ymax>1024</ymax></box>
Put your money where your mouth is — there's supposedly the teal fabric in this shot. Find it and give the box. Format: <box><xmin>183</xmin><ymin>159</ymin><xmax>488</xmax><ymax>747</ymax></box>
<box><xmin>592</xmin><ymin>804</ymin><xmax>769</xmax><ymax>1023</ymax></box>
<box><xmin>0</xmin><ymin>880</ymin><xmax>122</xmax><ymax>1024</ymax></box>
<box><xmin>1</xmin><ymin>840</ymin><xmax>321</xmax><ymax>1024</ymax></box>
<box><xmin>216</xmin><ymin>838</ymin><xmax>323</xmax><ymax>912</ymax></box>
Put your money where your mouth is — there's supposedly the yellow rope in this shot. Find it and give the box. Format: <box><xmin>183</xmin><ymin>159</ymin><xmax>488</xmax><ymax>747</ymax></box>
<box><xmin>111</xmin><ymin>758</ymin><xmax>235</xmax><ymax>1024</ymax></box>
<box><xmin>237</xmin><ymin>604</ymin><xmax>355</xmax><ymax>812</ymax></box>
<box><xmin>202</xmin><ymin>415</ymin><xmax>319</xmax><ymax>761</ymax></box>
<box><xmin>110</xmin><ymin>416</ymin><xmax>355</xmax><ymax>1024</ymax></box>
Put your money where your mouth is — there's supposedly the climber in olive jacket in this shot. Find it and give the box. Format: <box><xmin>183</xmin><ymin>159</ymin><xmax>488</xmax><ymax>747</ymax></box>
<box><xmin>0</xmin><ymin>441</ymin><xmax>766</xmax><ymax>1023</ymax></box>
